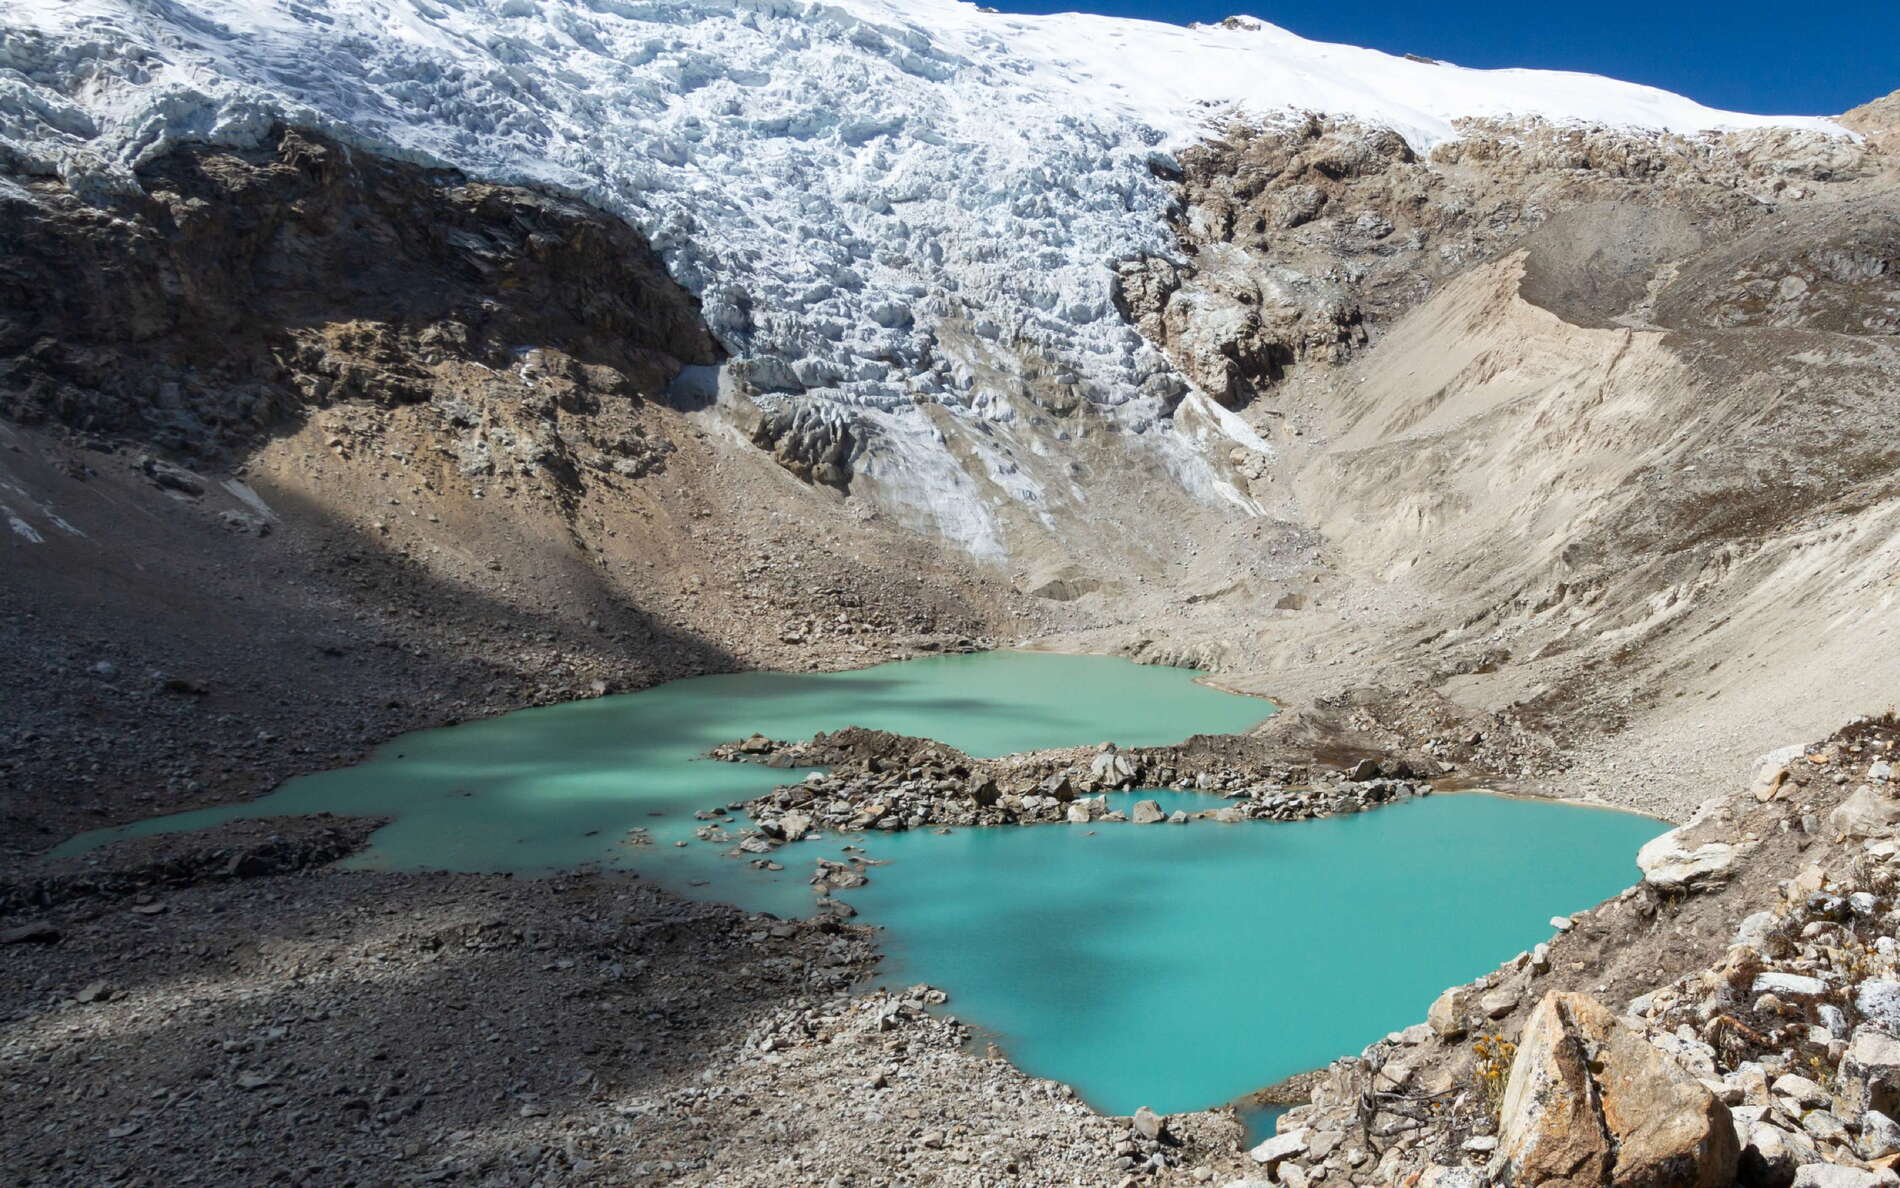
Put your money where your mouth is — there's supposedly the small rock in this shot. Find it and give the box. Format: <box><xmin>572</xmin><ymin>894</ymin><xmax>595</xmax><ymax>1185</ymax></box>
<box><xmin>1740</xmin><ymin>1121</ymin><xmax>1796</xmax><ymax>1188</ymax></box>
<box><xmin>1864</xmin><ymin>1110</ymin><xmax>1900</xmax><ymax>1160</ymax></box>
<box><xmin>1428</xmin><ymin>986</ymin><xmax>1472</xmax><ymax>1038</ymax></box>
<box><xmin>1791</xmin><ymin>1166</ymin><xmax>1899</xmax><ymax>1187</ymax></box>
<box><xmin>1132</xmin><ymin>1105</ymin><xmax>1168</xmax><ymax>1142</ymax></box>
<box><xmin>1753</xmin><ymin>972</ymin><xmax>1829</xmax><ymax>1000</ymax></box>
<box><xmin>1249</xmin><ymin>1129</ymin><xmax>1307</xmax><ymax>1167</ymax></box>
<box><xmin>1734</xmin><ymin>911</ymin><xmax>1778</xmax><ymax>949</ymax></box>
<box><xmin>75</xmin><ymin>981</ymin><xmax>112</xmax><ymax>1004</ymax></box>
<box><xmin>1861</xmin><ymin>981</ymin><xmax>1900</xmax><ymax>1034</ymax></box>
<box><xmin>1842</xmin><ymin>1026</ymin><xmax>1900</xmax><ymax>1116</ymax></box>
<box><xmin>1480</xmin><ymin>987</ymin><xmax>1519</xmax><ymax>1019</ymax></box>
<box><xmin>0</xmin><ymin>921</ymin><xmax>59</xmax><ymax>944</ymax></box>
<box><xmin>1799</xmin><ymin>1109</ymin><xmax>1848</xmax><ymax>1144</ymax></box>
<box><xmin>1772</xmin><ymin>1074</ymin><xmax>1831</xmax><ymax>1109</ymax></box>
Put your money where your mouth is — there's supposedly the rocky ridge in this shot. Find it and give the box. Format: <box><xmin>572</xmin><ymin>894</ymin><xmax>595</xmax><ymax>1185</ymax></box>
<box><xmin>708</xmin><ymin>729</ymin><xmax>1438</xmax><ymax>849</ymax></box>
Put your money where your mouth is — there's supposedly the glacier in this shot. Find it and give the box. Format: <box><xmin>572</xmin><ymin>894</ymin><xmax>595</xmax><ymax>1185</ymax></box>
<box><xmin>0</xmin><ymin>0</ymin><xmax>1843</xmax><ymax>557</ymax></box>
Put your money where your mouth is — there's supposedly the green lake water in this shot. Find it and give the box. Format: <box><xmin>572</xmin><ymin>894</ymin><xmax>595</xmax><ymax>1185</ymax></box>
<box><xmin>846</xmin><ymin>790</ymin><xmax>1665</xmax><ymax>1116</ymax></box>
<box><xmin>54</xmin><ymin>651</ymin><xmax>1273</xmax><ymax>918</ymax></box>
<box><xmin>57</xmin><ymin>650</ymin><xmax>1667</xmax><ymax>1116</ymax></box>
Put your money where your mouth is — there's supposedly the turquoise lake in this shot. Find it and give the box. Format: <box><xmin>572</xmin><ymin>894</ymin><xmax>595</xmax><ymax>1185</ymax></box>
<box><xmin>54</xmin><ymin>651</ymin><xmax>1274</xmax><ymax>917</ymax></box>
<box><xmin>847</xmin><ymin>790</ymin><xmax>1665</xmax><ymax>1115</ymax></box>
<box><xmin>57</xmin><ymin>650</ymin><xmax>1667</xmax><ymax>1116</ymax></box>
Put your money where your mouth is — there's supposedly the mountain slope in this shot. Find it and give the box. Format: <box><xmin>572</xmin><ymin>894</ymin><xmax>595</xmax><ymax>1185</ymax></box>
<box><xmin>3</xmin><ymin>0</ymin><xmax>1896</xmax><ymax>816</ymax></box>
<box><xmin>1</xmin><ymin>0</ymin><xmax>1849</xmax><ymax>553</ymax></box>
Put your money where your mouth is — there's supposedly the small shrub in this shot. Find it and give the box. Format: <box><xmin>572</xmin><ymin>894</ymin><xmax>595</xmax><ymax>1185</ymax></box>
<box><xmin>1473</xmin><ymin>1034</ymin><xmax>1518</xmax><ymax>1121</ymax></box>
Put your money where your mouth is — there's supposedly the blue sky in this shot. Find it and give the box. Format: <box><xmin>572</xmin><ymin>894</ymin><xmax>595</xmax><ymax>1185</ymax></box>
<box><xmin>982</xmin><ymin>1</ymin><xmax>1898</xmax><ymax>116</ymax></box>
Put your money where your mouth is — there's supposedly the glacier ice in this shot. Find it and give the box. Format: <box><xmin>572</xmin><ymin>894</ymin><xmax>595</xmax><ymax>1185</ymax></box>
<box><xmin>0</xmin><ymin>0</ymin><xmax>1843</xmax><ymax>557</ymax></box>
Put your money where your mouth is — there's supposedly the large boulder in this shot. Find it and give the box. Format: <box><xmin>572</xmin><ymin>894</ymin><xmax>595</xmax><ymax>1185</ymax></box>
<box><xmin>1500</xmin><ymin>991</ymin><xmax>1738</xmax><ymax>1187</ymax></box>
<box><xmin>1829</xmin><ymin>786</ymin><xmax>1900</xmax><ymax>839</ymax></box>
<box><xmin>1638</xmin><ymin>831</ymin><xmax>1745</xmax><ymax>891</ymax></box>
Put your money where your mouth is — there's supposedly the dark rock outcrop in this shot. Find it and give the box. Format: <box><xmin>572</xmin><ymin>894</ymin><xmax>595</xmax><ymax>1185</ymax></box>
<box><xmin>0</xmin><ymin>125</ymin><xmax>723</xmax><ymax>456</ymax></box>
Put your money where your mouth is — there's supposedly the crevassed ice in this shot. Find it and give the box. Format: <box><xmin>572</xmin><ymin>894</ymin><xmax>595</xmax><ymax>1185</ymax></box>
<box><xmin>0</xmin><ymin>0</ymin><xmax>1839</xmax><ymax>554</ymax></box>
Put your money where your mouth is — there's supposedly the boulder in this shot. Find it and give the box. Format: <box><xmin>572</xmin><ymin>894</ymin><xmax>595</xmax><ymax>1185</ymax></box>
<box><xmin>779</xmin><ymin>811</ymin><xmax>813</xmax><ymax>842</ymax></box>
<box><xmin>1754</xmin><ymin>973</ymin><xmax>1830</xmax><ymax>1001</ymax></box>
<box><xmin>1841</xmin><ymin>1026</ymin><xmax>1900</xmax><ymax>1117</ymax></box>
<box><xmin>1735</xmin><ymin>911</ymin><xmax>1779</xmax><ymax>949</ymax></box>
<box><xmin>1481</xmin><ymin>986</ymin><xmax>1520</xmax><ymax>1019</ymax></box>
<box><xmin>1499</xmin><ymin>991</ymin><xmax>1738</xmax><ymax>1187</ymax></box>
<box><xmin>1428</xmin><ymin>985</ymin><xmax>1473</xmax><ymax>1039</ymax></box>
<box><xmin>1248</xmin><ymin>1128</ymin><xmax>1307</xmax><ymax>1168</ymax></box>
<box><xmin>1751</xmin><ymin>744</ymin><xmax>1804</xmax><ymax>802</ymax></box>
<box><xmin>1131</xmin><ymin>1105</ymin><xmax>1169</xmax><ymax>1142</ymax></box>
<box><xmin>0</xmin><ymin>921</ymin><xmax>59</xmax><ymax>944</ymax></box>
<box><xmin>1089</xmin><ymin>748</ymin><xmax>1139</xmax><ymax>789</ymax></box>
<box><xmin>1771</xmin><ymin>1074</ymin><xmax>1831</xmax><ymax>1109</ymax></box>
<box><xmin>1638</xmin><ymin>830</ymin><xmax>1745</xmax><ymax>891</ymax></box>
<box><xmin>1863</xmin><ymin>1109</ymin><xmax>1900</xmax><ymax>1160</ymax></box>
<box><xmin>1738</xmin><ymin>1122</ymin><xmax>1797</xmax><ymax>1188</ymax></box>
<box><xmin>1790</xmin><ymin>1167</ymin><xmax>1900</xmax><ymax>1187</ymax></box>
<box><xmin>1130</xmin><ymin>799</ymin><xmax>1165</xmax><ymax>825</ymax></box>
<box><xmin>1829</xmin><ymin>786</ymin><xmax>1900</xmax><ymax>839</ymax></box>
<box><xmin>1862</xmin><ymin>981</ymin><xmax>1900</xmax><ymax>1034</ymax></box>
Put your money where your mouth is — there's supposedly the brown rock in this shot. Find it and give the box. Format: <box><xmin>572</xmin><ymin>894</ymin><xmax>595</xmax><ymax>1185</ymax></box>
<box><xmin>1500</xmin><ymin>991</ymin><xmax>1738</xmax><ymax>1188</ymax></box>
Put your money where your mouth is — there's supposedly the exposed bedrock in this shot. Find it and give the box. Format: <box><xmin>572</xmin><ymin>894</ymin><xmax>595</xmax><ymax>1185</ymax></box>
<box><xmin>0</xmin><ymin>124</ymin><xmax>723</xmax><ymax>456</ymax></box>
<box><xmin>1066</xmin><ymin>106</ymin><xmax>1900</xmax><ymax>816</ymax></box>
<box><xmin>1116</xmin><ymin>114</ymin><xmax>1882</xmax><ymax>413</ymax></box>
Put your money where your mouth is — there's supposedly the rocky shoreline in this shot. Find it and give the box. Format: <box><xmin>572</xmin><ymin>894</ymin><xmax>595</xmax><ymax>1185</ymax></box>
<box><xmin>708</xmin><ymin>727</ymin><xmax>1440</xmax><ymax>848</ymax></box>
<box><xmin>0</xmin><ymin>813</ymin><xmax>1273</xmax><ymax>1186</ymax></box>
<box><xmin>14</xmin><ymin>702</ymin><xmax>1900</xmax><ymax>1186</ymax></box>
<box><xmin>1248</xmin><ymin>717</ymin><xmax>1900</xmax><ymax>1188</ymax></box>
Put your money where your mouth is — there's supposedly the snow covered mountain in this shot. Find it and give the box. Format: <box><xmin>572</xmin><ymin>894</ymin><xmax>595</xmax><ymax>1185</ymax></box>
<box><xmin>0</xmin><ymin>0</ymin><xmax>1845</xmax><ymax>555</ymax></box>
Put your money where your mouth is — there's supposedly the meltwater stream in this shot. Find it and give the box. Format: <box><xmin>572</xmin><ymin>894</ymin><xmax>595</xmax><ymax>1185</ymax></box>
<box><xmin>58</xmin><ymin>651</ymin><xmax>1666</xmax><ymax>1117</ymax></box>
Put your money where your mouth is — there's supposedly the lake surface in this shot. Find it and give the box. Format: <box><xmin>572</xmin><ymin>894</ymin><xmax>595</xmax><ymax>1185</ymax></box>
<box><xmin>846</xmin><ymin>791</ymin><xmax>1665</xmax><ymax>1116</ymax></box>
<box><xmin>54</xmin><ymin>651</ymin><xmax>1273</xmax><ymax>917</ymax></box>
<box><xmin>57</xmin><ymin>650</ymin><xmax>1666</xmax><ymax>1116</ymax></box>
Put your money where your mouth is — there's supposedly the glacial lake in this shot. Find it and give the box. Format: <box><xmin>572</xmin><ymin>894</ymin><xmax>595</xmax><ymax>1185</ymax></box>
<box><xmin>57</xmin><ymin>650</ymin><xmax>1666</xmax><ymax>1116</ymax></box>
